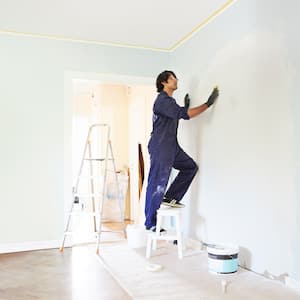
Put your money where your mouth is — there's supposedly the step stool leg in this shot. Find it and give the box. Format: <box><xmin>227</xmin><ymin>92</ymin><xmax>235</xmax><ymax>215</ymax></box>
<box><xmin>175</xmin><ymin>214</ymin><xmax>183</xmax><ymax>259</ymax></box>
<box><xmin>146</xmin><ymin>234</ymin><xmax>152</xmax><ymax>258</ymax></box>
<box><xmin>153</xmin><ymin>214</ymin><xmax>162</xmax><ymax>250</ymax></box>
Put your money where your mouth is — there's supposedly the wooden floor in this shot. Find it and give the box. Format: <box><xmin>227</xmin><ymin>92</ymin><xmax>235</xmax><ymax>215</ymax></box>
<box><xmin>2</xmin><ymin>222</ymin><xmax>299</xmax><ymax>300</ymax></box>
<box><xmin>0</xmin><ymin>246</ymin><xmax>131</xmax><ymax>300</ymax></box>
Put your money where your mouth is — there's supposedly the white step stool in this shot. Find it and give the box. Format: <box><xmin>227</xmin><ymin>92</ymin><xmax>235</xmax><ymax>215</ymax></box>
<box><xmin>146</xmin><ymin>206</ymin><xmax>184</xmax><ymax>259</ymax></box>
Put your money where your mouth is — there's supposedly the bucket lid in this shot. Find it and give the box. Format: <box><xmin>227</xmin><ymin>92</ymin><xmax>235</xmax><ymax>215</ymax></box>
<box><xmin>207</xmin><ymin>244</ymin><xmax>239</xmax><ymax>256</ymax></box>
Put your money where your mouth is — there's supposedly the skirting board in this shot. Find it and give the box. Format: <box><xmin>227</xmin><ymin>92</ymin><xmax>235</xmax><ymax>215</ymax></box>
<box><xmin>285</xmin><ymin>277</ymin><xmax>300</xmax><ymax>294</ymax></box>
<box><xmin>0</xmin><ymin>240</ymin><xmax>73</xmax><ymax>254</ymax></box>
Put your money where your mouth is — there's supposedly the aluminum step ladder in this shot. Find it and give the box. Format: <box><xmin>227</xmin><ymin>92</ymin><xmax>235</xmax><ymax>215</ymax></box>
<box><xmin>60</xmin><ymin>124</ymin><xmax>126</xmax><ymax>254</ymax></box>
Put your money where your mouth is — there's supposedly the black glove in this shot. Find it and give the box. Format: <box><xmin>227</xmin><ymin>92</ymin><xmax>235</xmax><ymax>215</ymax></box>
<box><xmin>184</xmin><ymin>93</ymin><xmax>190</xmax><ymax>109</ymax></box>
<box><xmin>205</xmin><ymin>87</ymin><xmax>219</xmax><ymax>107</ymax></box>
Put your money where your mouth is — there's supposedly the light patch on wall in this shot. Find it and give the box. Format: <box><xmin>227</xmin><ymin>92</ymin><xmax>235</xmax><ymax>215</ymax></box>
<box><xmin>189</xmin><ymin>31</ymin><xmax>297</xmax><ymax>275</ymax></box>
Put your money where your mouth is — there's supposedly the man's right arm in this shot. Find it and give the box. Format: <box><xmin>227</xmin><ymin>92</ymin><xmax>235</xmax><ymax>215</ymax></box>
<box><xmin>187</xmin><ymin>103</ymin><xmax>209</xmax><ymax>118</ymax></box>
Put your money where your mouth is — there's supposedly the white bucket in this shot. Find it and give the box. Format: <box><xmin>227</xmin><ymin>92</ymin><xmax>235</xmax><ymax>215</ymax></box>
<box><xmin>126</xmin><ymin>224</ymin><xmax>147</xmax><ymax>248</ymax></box>
<box><xmin>207</xmin><ymin>244</ymin><xmax>239</xmax><ymax>274</ymax></box>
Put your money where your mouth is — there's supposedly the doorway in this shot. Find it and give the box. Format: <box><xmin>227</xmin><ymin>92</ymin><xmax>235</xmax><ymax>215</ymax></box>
<box><xmin>64</xmin><ymin>72</ymin><xmax>156</xmax><ymax>244</ymax></box>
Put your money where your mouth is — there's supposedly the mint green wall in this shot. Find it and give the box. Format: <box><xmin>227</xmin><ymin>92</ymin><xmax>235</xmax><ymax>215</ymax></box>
<box><xmin>0</xmin><ymin>35</ymin><xmax>169</xmax><ymax>243</ymax></box>
<box><xmin>171</xmin><ymin>0</ymin><xmax>300</xmax><ymax>279</ymax></box>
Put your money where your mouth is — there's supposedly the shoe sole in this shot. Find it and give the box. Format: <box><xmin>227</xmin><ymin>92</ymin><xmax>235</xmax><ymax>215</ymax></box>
<box><xmin>161</xmin><ymin>202</ymin><xmax>185</xmax><ymax>208</ymax></box>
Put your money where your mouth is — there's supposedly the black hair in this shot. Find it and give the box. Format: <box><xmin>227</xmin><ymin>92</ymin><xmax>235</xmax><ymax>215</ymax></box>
<box><xmin>156</xmin><ymin>70</ymin><xmax>177</xmax><ymax>92</ymax></box>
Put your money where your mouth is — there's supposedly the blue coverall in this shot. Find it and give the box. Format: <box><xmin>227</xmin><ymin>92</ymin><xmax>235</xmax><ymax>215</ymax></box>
<box><xmin>144</xmin><ymin>91</ymin><xmax>198</xmax><ymax>229</ymax></box>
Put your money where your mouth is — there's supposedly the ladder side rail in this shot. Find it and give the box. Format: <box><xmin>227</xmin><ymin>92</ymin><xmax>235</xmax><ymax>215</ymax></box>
<box><xmin>74</xmin><ymin>125</ymin><xmax>93</xmax><ymax>194</ymax></box>
<box><xmin>96</xmin><ymin>125</ymin><xmax>110</xmax><ymax>254</ymax></box>
<box><xmin>87</xmin><ymin>141</ymin><xmax>97</xmax><ymax>232</ymax></box>
<box><xmin>109</xmin><ymin>141</ymin><xmax>124</xmax><ymax>222</ymax></box>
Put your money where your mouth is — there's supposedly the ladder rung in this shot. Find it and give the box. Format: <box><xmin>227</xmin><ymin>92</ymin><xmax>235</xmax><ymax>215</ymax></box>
<box><xmin>101</xmin><ymin>220</ymin><xmax>125</xmax><ymax>223</ymax></box>
<box><xmin>84</xmin><ymin>158</ymin><xmax>113</xmax><ymax>161</ymax></box>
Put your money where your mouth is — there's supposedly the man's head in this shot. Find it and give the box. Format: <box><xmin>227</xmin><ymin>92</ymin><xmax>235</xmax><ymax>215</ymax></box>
<box><xmin>156</xmin><ymin>70</ymin><xmax>178</xmax><ymax>93</ymax></box>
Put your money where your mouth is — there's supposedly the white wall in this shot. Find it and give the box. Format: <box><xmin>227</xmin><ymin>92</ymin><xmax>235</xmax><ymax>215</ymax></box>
<box><xmin>171</xmin><ymin>0</ymin><xmax>300</xmax><ymax>280</ymax></box>
<box><xmin>0</xmin><ymin>34</ymin><xmax>169</xmax><ymax>247</ymax></box>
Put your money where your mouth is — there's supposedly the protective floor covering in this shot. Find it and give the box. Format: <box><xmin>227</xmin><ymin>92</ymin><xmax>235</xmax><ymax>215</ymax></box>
<box><xmin>97</xmin><ymin>241</ymin><xmax>300</xmax><ymax>300</ymax></box>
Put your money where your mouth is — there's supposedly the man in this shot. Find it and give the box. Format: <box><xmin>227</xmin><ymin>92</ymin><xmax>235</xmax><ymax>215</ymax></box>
<box><xmin>144</xmin><ymin>70</ymin><xmax>219</xmax><ymax>232</ymax></box>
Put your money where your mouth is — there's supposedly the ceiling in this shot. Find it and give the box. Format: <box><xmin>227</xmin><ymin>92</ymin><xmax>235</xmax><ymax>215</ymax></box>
<box><xmin>0</xmin><ymin>0</ymin><xmax>235</xmax><ymax>51</ymax></box>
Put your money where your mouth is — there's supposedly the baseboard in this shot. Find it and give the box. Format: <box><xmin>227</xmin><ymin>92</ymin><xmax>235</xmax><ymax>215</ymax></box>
<box><xmin>285</xmin><ymin>276</ymin><xmax>300</xmax><ymax>294</ymax></box>
<box><xmin>0</xmin><ymin>239</ymin><xmax>73</xmax><ymax>254</ymax></box>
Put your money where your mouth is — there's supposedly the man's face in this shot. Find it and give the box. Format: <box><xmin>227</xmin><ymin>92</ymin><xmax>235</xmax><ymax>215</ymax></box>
<box><xmin>163</xmin><ymin>75</ymin><xmax>178</xmax><ymax>91</ymax></box>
